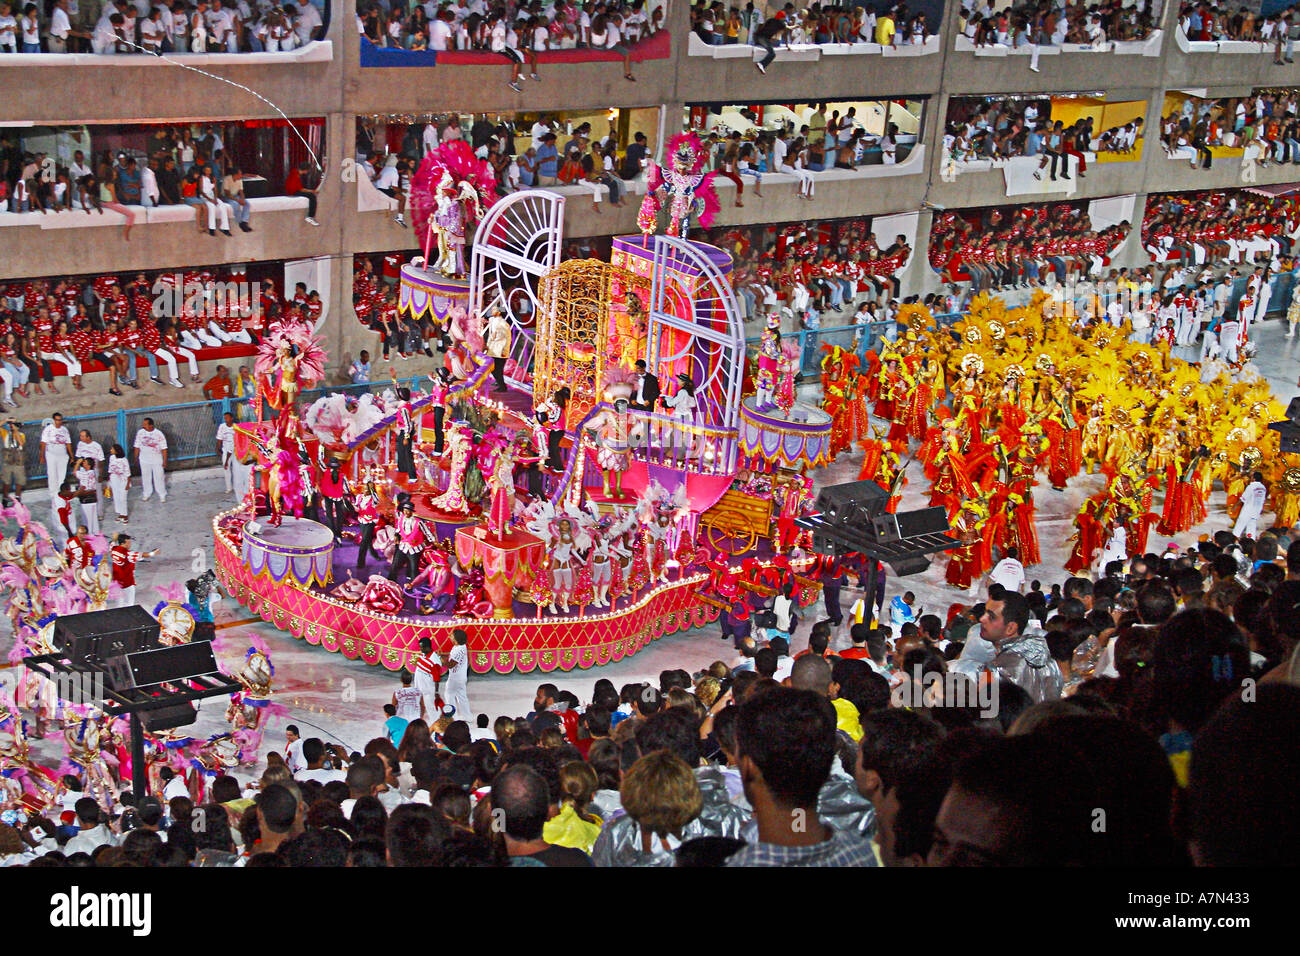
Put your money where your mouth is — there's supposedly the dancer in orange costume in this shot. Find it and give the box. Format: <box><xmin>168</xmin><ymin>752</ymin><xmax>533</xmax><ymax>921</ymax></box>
<box><xmin>902</xmin><ymin>351</ymin><xmax>939</xmax><ymax>442</ymax></box>
<box><xmin>950</xmin><ymin>354</ymin><xmax>987</xmax><ymax>446</ymax></box>
<box><xmin>927</xmin><ymin>419</ymin><xmax>975</xmax><ymax>521</ymax></box>
<box><xmin>1066</xmin><ymin>494</ymin><xmax>1105</xmax><ymax>575</ymax></box>
<box><xmin>945</xmin><ymin>498</ymin><xmax>988</xmax><ymax>591</ymax></box>
<box><xmin>819</xmin><ymin>345</ymin><xmax>864</xmax><ymax>459</ymax></box>
<box><xmin>1157</xmin><ymin>445</ymin><xmax>1210</xmax><ymax>537</ymax></box>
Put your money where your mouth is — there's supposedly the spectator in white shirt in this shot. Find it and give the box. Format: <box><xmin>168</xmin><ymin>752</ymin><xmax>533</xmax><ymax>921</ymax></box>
<box><xmin>0</xmin><ymin>4</ymin><xmax>18</xmax><ymax>53</ymax></box>
<box><xmin>988</xmin><ymin>547</ymin><xmax>1026</xmax><ymax>593</ymax></box>
<box><xmin>206</xmin><ymin>0</ymin><xmax>236</xmax><ymax>51</ymax></box>
<box><xmin>47</xmin><ymin>0</ymin><xmax>79</xmax><ymax>52</ymax></box>
<box><xmin>64</xmin><ymin>799</ymin><xmax>120</xmax><ymax>856</ymax></box>
<box><xmin>18</xmin><ymin>2</ymin><xmax>39</xmax><ymax>52</ymax></box>
<box><xmin>140</xmin><ymin>7</ymin><xmax>163</xmax><ymax>51</ymax></box>
<box><xmin>428</xmin><ymin>10</ymin><xmax>451</xmax><ymax>49</ymax></box>
<box><xmin>160</xmin><ymin>767</ymin><xmax>190</xmax><ymax>802</ymax></box>
<box><xmin>91</xmin><ymin>11</ymin><xmax>125</xmax><ymax>52</ymax></box>
<box><xmin>69</xmin><ymin>149</ymin><xmax>92</xmax><ymax>182</ymax></box>
<box><xmin>294</xmin><ymin>737</ymin><xmax>348</xmax><ymax>784</ymax></box>
<box><xmin>287</xmin><ymin>0</ymin><xmax>320</xmax><ymax>44</ymax></box>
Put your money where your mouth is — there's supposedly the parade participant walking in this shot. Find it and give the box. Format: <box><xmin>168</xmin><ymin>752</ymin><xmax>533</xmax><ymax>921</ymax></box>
<box><xmin>442</xmin><ymin>628</ymin><xmax>471</xmax><ymax>722</ymax></box>
<box><xmin>74</xmin><ymin>428</ymin><xmax>105</xmax><ymax>521</ymax></box>
<box><xmin>1233</xmin><ymin>471</ymin><xmax>1268</xmax><ymax>540</ymax></box>
<box><xmin>133</xmin><ymin>418</ymin><xmax>169</xmax><ymax>503</ymax></box>
<box><xmin>40</xmin><ymin>412</ymin><xmax>71</xmax><ymax>498</ymax></box>
<box><xmin>216</xmin><ymin>411</ymin><xmax>237</xmax><ymax>495</ymax></box>
<box><xmin>412</xmin><ymin>636</ymin><xmax>444</xmax><ymax>720</ymax></box>
<box><xmin>111</xmin><ymin>532</ymin><xmax>158</xmax><ymax>608</ymax></box>
<box><xmin>107</xmin><ymin>444</ymin><xmax>131</xmax><ymax>523</ymax></box>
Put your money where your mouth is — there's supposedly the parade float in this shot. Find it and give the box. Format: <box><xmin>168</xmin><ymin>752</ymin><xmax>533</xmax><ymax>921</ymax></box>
<box><xmin>218</xmin><ymin>169</ymin><xmax>824</xmax><ymax>676</ymax></box>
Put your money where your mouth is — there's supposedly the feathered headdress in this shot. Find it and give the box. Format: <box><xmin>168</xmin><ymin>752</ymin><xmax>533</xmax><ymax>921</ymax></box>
<box><xmin>666</xmin><ymin>132</ymin><xmax>710</xmax><ymax>177</ymax></box>
<box><xmin>602</xmin><ymin>365</ymin><xmax>638</xmax><ymax>402</ymax></box>
<box><xmin>410</xmin><ymin>140</ymin><xmax>499</xmax><ymax>252</ymax></box>
<box><xmin>255</xmin><ymin>323</ymin><xmax>327</xmax><ymax>393</ymax></box>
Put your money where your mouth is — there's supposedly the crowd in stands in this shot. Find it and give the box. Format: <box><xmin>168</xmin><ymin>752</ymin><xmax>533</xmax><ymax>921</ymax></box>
<box><xmin>358</xmin><ymin>0</ymin><xmax>662</xmax><ymax>71</ymax></box>
<box><xmin>944</xmin><ymin>97</ymin><xmax>1141</xmax><ymax>171</ymax></box>
<box><xmin>929</xmin><ymin>202</ymin><xmax>1130</xmax><ymax>290</ymax></box>
<box><xmin>957</xmin><ymin>0</ymin><xmax>1159</xmax><ymax>49</ymax></box>
<box><xmin>1161</xmin><ymin>89</ymin><xmax>1300</xmax><ymax>169</ymax></box>
<box><xmin>361</xmin><ymin>104</ymin><xmax>912</xmax><ymax>215</ymax></box>
<box><xmin>690</xmin><ymin>0</ymin><xmax>930</xmax><ymax>49</ymax></box>
<box><xmin>699</xmin><ymin>103</ymin><xmax>911</xmax><ymax>207</ymax></box>
<box><xmin>0</xmin><ymin>0</ymin><xmax>325</xmax><ymax>54</ymax></box>
<box><xmin>1177</xmin><ymin>1</ymin><xmax>1300</xmax><ymax>56</ymax></box>
<box><xmin>0</xmin><ymin>125</ymin><xmax>322</xmax><ymax>232</ymax></box>
<box><xmin>6</xmin><ymin>521</ymin><xmax>1299</xmax><ymax>867</ymax></box>
<box><xmin>0</xmin><ymin>265</ymin><xmax>315</xmax><ymax>402</ymax></box>
<box><xmin>1142</xmin><ymin>191</ymin><xmax>1298</xmax><ymax>266</ymax></box>
<box><xmin>718</xmin><ymin>219</ymin><xmax>912</xmax><ymax>329</ymax></box>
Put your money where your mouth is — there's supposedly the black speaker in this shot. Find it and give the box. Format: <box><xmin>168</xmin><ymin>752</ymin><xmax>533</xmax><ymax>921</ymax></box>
<box><xmin>139</xmin><ymin>702</ymin><xmax>198</xmax><ymax>733</ymax></box>
<box><xmin>888</xmin><ymin>555</ymin><xmax>933</xmax><ymax>576</ymax></box>
<box><xmin>53</xmin><ymin>607</ymin><xmax>162</xmax><ymax>666</ymax></box>
<box><xmin>105</xmin><ymin>642</ymin><xmax>219</xmax><ymax>690</ymax></box>
<box><xmin>872</xmin><ymin>513</ymin><xmax>900</xmax><ymax>543</ymax></box>
<box><xmin>815</xmin><ymin>481</ymin><xmax>889</xmax><ymax>528</ymax></box>
<box><xmin>1288</xmin><ymin>397</ymin><xmax>1300</xmax><ymax>424</ymax></box>
<box><xmin>812</xmin><ymin>530</ymin><xmax>853</xmax><ymax>557</ymax></box>
<box><xmin>896</xmin><ymin>507</ymin><xmax>950</xmax><ymax>539</ymax></box>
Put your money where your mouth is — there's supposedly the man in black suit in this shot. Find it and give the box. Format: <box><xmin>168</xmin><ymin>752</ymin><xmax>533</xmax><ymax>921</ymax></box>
<box><xmin>630</xmin><ymin>359</ymin><xmax>659</xmax><ymax>411</ymax></box>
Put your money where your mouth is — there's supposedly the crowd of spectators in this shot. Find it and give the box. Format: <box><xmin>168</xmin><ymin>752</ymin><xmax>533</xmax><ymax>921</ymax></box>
<box><xmin>6</xmin><ymin>522</ymin><xmax>1299</xmax><ymax>867</ymax></box>
<box><xmin>944</xmin><ymin>97</ymin><xmax>1142</xmax><ymax>172</ymax></box>
<box><xmin>362</xmin><ymin>105</ymin><xmax>912</xmax><ymax>215</ymax></box>
<box><xmin>690</xmin><ymin>0</ymin><xmax>930</xmax><ymax>51</ymax></box>
<box><xmin>0</xmin><ymin>264</ymin><xmax>314</xmax><ymax>401</ymax></box>
<box><xmin>929</xmin><ymin>202</ymin><xmax>1130</xmax><ymax>290</ymax></box>
<box><xmin>358</xmin><ymin>0</ymin><xmax>663</xmax><ymax>81</ymax></box>
<box><xmin>1142</xmin><ymin>191</ymin><xmax>1298</xmax><ymax>266</ymax></box>
<box><xmin>0</xmin><ymin>0</ymin><xmax>324</xmax><ymax>54</ymax></box>
<box><xmin>957</xmin><ymin>0</ymin><xmax>1159</xmax><ymax>50</ymax></box>
<box><xmin>718</xmin><ymin>219</ymin><xmax>911</xmax><ymax>330</ymax></box>
<box><xmin>701</xmin><ymin>103</ymin><xmax>911</xmax><ymax>206</ymax></box>
<box><xmin>1177</xmin><ymin>1</ymin><xmax>1300</xmax><ymax>60</ymax></box>
<box><xmin>1161</xmin><ymin>89</ymin><xmax>1300</xmax><ymax>169</ymax></box>
<box><xmin>0</xmin><ymin>125</ymin><xmax>322</xmax><ymax>233</ymax></box>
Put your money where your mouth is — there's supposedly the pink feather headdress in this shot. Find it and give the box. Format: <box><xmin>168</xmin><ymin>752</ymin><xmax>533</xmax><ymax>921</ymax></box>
<box><xmin>666</xmin><ymin>132</ymin><xmax>710</xmax><ymax>177</ymax></box>
<box><xmin>410</xmin><ymin>140</ymin><xmax>499</xmax><ymax>251</ymax></box>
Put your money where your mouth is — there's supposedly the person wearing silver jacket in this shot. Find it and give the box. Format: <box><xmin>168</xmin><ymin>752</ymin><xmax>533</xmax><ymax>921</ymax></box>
<box><xmin>983</xmin><ymin>590</ymin><xmax>1064</xmax><ymax>703</ymax></box>
<box><xmin>590</xmin><ymin>766</ymin><xmax>750</xmax><ymax>867</ymax></box>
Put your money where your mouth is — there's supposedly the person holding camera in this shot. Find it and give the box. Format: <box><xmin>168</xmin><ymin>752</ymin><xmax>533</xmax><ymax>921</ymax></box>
<box><xmin>293</xmin><ymin>737</ymin><xmax>350</xmax><ymax>784</ymax></box>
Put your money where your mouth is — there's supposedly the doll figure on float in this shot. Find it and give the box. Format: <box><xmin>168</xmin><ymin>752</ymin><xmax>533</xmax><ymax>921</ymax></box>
<box><xmin>585</xmin><ymin>368</ymin><xmax>639</xmax><ymax>501</ymax></box>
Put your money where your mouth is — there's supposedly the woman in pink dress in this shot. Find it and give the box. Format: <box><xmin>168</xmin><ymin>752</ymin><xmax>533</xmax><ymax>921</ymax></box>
<box><xmin>429</xmin><ymin>424</ymin><xmax>473</xmax><ymax>515</ymax></box>
<box><xmin>487</xmin><ymin>443</ymin><xmax>516</xmax><ymax>539</ymax></box>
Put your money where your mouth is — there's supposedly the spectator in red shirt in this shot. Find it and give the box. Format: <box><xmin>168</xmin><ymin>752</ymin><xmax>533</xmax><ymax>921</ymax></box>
<box><xmin>90</xmin><ymin>320</ymin><xmax>131</xmax><ymax>395</ymax></box>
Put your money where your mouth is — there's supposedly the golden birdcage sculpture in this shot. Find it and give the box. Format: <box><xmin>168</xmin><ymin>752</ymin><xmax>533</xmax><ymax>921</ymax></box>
<box><xmin>534</xmin><ymin>259</ymin><xmax>638</xmax><ymax>425</ymax></box>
